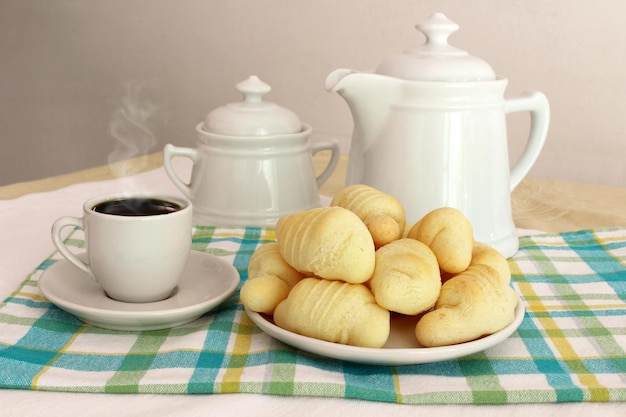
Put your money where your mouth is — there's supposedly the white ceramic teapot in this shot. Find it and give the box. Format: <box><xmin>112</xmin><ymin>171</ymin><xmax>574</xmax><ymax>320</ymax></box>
<box><xmin>164</xmin><ymin>76</ymin><xmax>340</xmax><ymax>227</ymax></box>
<box><xmin>326</xmin><ymin>13</ymin><xmax>550</xmax><ymax>257</ymax></box>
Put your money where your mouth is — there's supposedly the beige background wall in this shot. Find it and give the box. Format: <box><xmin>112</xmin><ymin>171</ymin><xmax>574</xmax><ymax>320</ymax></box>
<box><xmin>1</xmin><ymin>0</ymin><xmax>625</xmax><ymax>188</ymax></box>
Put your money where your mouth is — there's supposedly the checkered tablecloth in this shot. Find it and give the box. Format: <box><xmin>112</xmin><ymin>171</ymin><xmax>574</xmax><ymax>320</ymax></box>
<box><xmin>0</xmin><ymin>226</ymin><xmax>624</xmax><ymax>404</ymax></box>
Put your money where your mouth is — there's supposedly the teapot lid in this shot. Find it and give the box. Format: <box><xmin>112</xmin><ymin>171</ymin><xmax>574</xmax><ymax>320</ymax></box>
<box><xmin>375</xmin><ymin>13</ymin><xmax>496</xmax><ymax>81</ymax></box>
<box><xmin>202</xmin><ymin>75</ymin><xmax>302</xmax><ymax>136</ymax></box>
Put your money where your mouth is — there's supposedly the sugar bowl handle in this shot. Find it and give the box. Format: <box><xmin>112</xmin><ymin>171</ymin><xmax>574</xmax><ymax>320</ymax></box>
<box><xmin>311</xmin><ymin>139</ymin><xmax>340</xmax><ymax>188</ymax></box>
<box><xmin>163</xmin><ymin>144</ymin><xmax>199</xmax><ymax>199</ymax></box>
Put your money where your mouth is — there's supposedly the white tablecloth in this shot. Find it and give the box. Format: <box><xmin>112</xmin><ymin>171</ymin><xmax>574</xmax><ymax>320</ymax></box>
<box><xmin>0</xmin><ymin>160</ymin><xmax>621</xmax><ymax>416</ymax></box>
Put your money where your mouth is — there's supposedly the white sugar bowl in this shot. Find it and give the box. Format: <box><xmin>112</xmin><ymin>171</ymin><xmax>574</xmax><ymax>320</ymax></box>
<box><xmin>164</xmin><ymin>76</ymin><xmax>340</xmax><ymax>226</ymax></box>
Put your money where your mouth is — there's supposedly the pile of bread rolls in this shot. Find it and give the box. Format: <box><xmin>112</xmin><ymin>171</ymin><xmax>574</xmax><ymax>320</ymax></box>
<box><xmin>240</xmin><ymin>184</ymin><xmax>518</xmax><ymax>349</ymax></box>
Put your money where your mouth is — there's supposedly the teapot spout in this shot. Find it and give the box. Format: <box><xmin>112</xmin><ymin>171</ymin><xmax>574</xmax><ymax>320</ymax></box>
<box><xmin>325</xmin><ymin>68</ymin><xmax>403</xmax><ymax>117</ymax></box>
<box><xmin>325</xmin><ymin>68</ymin><xmax>359</xmax><ymax>92</ymax></box>
<box><xmin>325</xmin><ymin>69</ymin><xmax>405</xmax><ymax>186</ymax></box>
<box><xmin>325</xmin><ymin>68</ymin><xmax>402</xmax><ymax>148</ymax></box>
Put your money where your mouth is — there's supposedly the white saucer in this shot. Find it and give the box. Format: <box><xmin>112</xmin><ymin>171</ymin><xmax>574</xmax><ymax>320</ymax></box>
<box><xmin>39</xmin><ymin>251</ymin><xmax>240</xmax><ymax>331</ymax></box>
<box><xmin>245</xmin><ymin>294</ymin><xmax>525</xmax><ymax>366</ymax></box>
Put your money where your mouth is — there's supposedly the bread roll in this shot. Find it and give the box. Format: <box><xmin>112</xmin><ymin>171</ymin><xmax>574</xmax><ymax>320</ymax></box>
<box><xmin>407</xmin><ymin>207</ymin><xmax>473</xmax><ymax>274</ymax></box>
<box><xmin>330</xmin><ymin>184</ymin><xmax>406</xmax><ymax>248</ymax></box>
<box><xmin>470</xmin><ymin>241</ymin><xmax>511</xmax><ymax>286</ymax></box>
<box><xmin>240</xmin><ymin>242</ymin><xmax>304</xmax><ymax>314</ymax></box>
<box><xmin>274</xmin><ymin>277</ymin><xmax>390</xmax><ymax>348</ymax></box>
<box><xmin>414</xmin><ymin>264</ymin><xmax>518</xmax><ymax>347</ymax></box>
<box><xmin>276</xmin><ymin>206</ymin><xmax>375</xmax><ymax>284</ymax></box>
<box><xmin>369</xmin><ymin>238</ymin><xmax>441</xmax><ymax>315</ymax></box>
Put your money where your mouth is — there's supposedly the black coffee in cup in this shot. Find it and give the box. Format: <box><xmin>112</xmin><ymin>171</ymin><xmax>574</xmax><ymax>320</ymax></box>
<box><xmin>93</xmin><ymin>198</ymin><xmax>183</xmax><ymax>216</ymax></box>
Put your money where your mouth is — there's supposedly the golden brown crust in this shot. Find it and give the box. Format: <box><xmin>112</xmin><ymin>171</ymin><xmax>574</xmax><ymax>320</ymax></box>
<box><xmin>273</xmin><ymin>277</ymin><xmax>390</xmax><ymax>348</ymax></box>
<box><xmin>330</xmin><ymin>184</ymin><xmax>406</xmax><ymax>248</ymax></box>
<box><xmin>414</xmin><ymin>264</ymin><xmax>518</xmax><ymax>347</ymax></box>
<box><xmin>276</xmin><ymin>206</ymin><xmax>376</xmax><ymax>284</ymax></box>
<box><xmin>369</xmin><ymin>239</ymin><xmax>441</xmax><ymax>315</ymax></box>
<box><xmin>240</xmin><ymin>242</ymin><xmax>304</xmax><ymax>314</ymax></box>
<box><xmin>407</xmin><ymin>207</ymin><xmax>473</xmax><ymax>274</ymax></box>
<box><xmin>470</xmin><ymin>241</ymin><xmax>511</xmax><ymax>286</ymax></box>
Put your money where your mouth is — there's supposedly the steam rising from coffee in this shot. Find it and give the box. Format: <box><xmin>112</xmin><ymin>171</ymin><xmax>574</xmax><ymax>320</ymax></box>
<box><xmin>108</xmin><ymin>80</ymin><xmax>163</xmax><ymax>177</ymax></box>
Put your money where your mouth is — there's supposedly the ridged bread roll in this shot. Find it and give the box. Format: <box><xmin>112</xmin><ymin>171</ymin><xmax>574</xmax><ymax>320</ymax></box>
<box><xmin>330</xmin><ymin>184</ymin><xmax>406</xmax><ymax>248</ymax></box>
<box><xmin>369</xmin><ymin>239</ymin><xmax>441</xmax><ymax>315</ymax></box>
<box><xmin>276</xmin><ymin>206</ymin><xmax>376</xmax><ymax>284</ymax></box>
<box><xmin>274</xmin><ymin>277</ymin><xmax>390</xmax><ymax>348</ymax></box>
<box><xmin>414</xmin><ymin>264</ymin><xmax>518</xmax><ymax>347</ymax></box>
<box><xmin>240</xmin><ymin>242</ymin><xmax>305</xmax><ymax>314</ymax></box>
<box><xmin>407</xmin><ymin>207</ymin><xmax>473</xmax><ymax>274</ymax></box>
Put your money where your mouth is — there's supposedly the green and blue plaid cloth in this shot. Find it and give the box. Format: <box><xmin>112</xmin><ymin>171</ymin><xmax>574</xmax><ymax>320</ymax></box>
<box><xmin>0</xmin><ymin>226</ymin><xmax>624</xmax><ymax>404</ymax></box>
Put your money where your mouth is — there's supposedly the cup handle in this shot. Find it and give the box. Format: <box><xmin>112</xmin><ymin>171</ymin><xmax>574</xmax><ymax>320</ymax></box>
<box><xmin>311</xmin><ymin>139</ymin><xmax>341</xmax><ymax>187</ymax></box>
<box><xmin>163</xmin><ymin>144</ymin><xmax>199</xmax><ymax>199</ymax></box>
<box><xmin>51</xmin><ymin>216</ymin><xmax>94</xmax><ymax>280</ymax></box>
<box><xmin>505</xmin><ymin>91</ymin><xmax>550</xmax><ymax>190</ymax></box>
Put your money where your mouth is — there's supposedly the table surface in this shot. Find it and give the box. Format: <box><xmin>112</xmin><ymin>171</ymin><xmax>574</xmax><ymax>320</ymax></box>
<box><xmin>1</xmin><ymin>152</ymin><xmax>625</xmax><ymax>417</ymax></box>
<box><xmin>2</xmin><ymin>152</ymin><xmax>626</xmax><ymax>233</ymax></box>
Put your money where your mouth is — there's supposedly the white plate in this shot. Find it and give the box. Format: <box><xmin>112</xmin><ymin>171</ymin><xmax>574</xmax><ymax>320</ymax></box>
<box><xmin>40</xmin><ymin>251</ymin><xmax>240</xmax><ymax>331</ymax></box>
<box><xmin>245</xmin><ymin>295</ymin><xmax>525</xmax><ymax>365</ymax></box>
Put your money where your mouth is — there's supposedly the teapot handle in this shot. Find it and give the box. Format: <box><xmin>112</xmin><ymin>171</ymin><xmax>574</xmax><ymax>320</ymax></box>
<box><xmin>505</xmin><ymin>91</ymin><xmax>550</xmax><ymax>190</ymax></box>
<box><xmin>163</xmin><ymin>144</ymin><xmax>199</xmax><ymax>199</ymax></box>
<box><xmin>311</xmin><ymin>139</ymin><xmax>341</xmax><ymax>187</ymax></box>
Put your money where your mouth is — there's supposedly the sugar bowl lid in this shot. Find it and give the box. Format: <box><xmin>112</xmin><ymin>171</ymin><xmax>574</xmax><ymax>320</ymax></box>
<box><xmin>201</xmin><ymin>76</ymin><xmax>302</xmax><ymax>136</ymax></box>
<box><xmin>375</xmin><ymin>12</ymin><xmax>496</xmax><ymax>81</ymax></box>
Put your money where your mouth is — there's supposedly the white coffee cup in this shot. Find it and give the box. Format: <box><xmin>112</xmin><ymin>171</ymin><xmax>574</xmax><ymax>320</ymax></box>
<box><xmin>51</xmin><ymin>193</ymin><xmax>192</xmax><ymax>303</ymax></box>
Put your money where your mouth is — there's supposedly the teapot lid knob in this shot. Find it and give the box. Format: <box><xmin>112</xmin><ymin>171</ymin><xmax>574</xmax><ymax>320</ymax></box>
<box><xmin>202</xmin><ymin>75</ymin><xmax>302</xmax><ymax>136</ymax></box>
<box><xmin>375</xmin><ymin>12</ymin><xmax>496</xmax><ymax>81</ymax></box>
<box><xmin>416</xmin><ymin>12</ymin><xmax>459</xmax><ymax>53</ymax></box>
